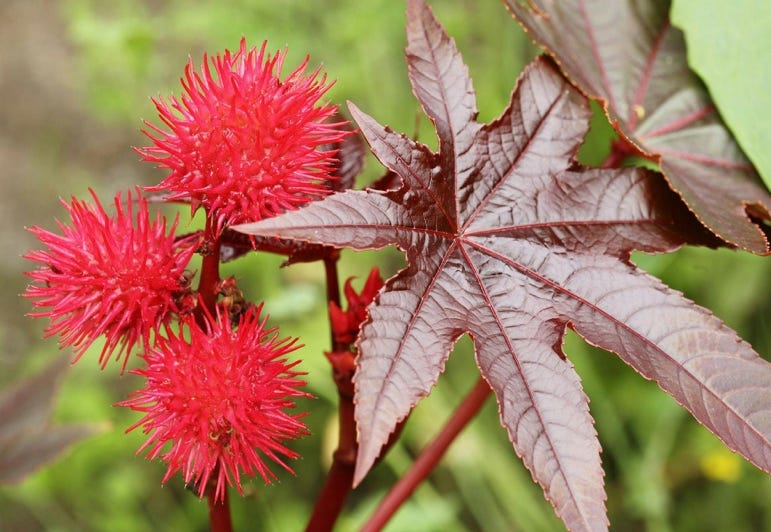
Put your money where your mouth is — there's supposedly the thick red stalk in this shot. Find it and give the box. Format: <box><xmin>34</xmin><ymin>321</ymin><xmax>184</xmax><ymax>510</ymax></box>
<box><xmin>361</xmin><ymin>377</ymin><xmax>491</xmax><ymax>532</ymax></box>
<box><xmin>305</xmin><ymin>395</ymin><xmax>358</xmax><ymax>532</ymax></box>
<box><xmin>306</xmin><ymin>254</ymin><xmax>357</xmax><ymax>532</ymax></box>
<box><xmin>197</xmin><ymin>216</ymin><xmax>222</xmax><ymax>317</ymax></box>
<box><xmin>196</xmin><ymin>215</ymin><xmax>232</xmax><ymax>531</ymax></box>
<box><xmin>206</xmin><ymin>471</ymin><xmax>234</xmax><ymax>532</ymax></box>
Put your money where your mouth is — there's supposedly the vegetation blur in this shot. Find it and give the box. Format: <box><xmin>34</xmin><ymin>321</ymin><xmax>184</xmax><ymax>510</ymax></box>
<box><xmin>1</xmin><ymin>0</ymin><xmax>769</xmax><ymax>530</ymax></box>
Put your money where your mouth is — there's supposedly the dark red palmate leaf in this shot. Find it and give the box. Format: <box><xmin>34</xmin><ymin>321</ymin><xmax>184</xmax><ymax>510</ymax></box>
<box><xmin>0</xmin><ymin>357</ymin><xmax>101</xmax><ymax>484</ymax></box>
<box><xmin>237</xmin><ymin>1</ymin><xmax>771</xmax><ymax>529</ymax></box>
<box><xmin>504</xmin><ymin>0</ymin><xmax>771</xmax><ymax>254</ymax></box>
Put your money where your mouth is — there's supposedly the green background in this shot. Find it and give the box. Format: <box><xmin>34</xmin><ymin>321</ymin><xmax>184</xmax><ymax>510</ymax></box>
<box><xmin>1</xmin><ymin>0</ymin><xmax>769</xmax><ymax>530</ymax></box>
<box><xmin>671</xmin><ymin>0</ymin><xmax>771</xmax><ymax>189</ymax></box>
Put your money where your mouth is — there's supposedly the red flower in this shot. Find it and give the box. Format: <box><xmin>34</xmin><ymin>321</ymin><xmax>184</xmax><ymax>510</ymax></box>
<box><xmin>329</xmin><ymin>267</ymin><xmax>385</xmax><ymax>346</ymax></box>
<box><xmin>119</xmin><ymin>306</ymin><xmax>309</xmax><ymax>502</ymax></box>
<box><xmin>24</xmin><ymin>189</ymin><xmax>195</xmax><ymax>370</ymax></box>
<box><xmin>139</xmin><ymin>38</ymin><xmax>350</xmax><ymax>233</ymax></box>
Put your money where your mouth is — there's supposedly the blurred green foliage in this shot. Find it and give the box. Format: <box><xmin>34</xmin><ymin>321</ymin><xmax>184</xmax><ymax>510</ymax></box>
<box><xmin>671</xmin><ymin>0</ymin><xmax>771</xmax><ymax>188</ymax></box>
<box><xmin>2</xmin><ymin>0</ymin><xmax>769</xmax><ymax>531</ymax></box>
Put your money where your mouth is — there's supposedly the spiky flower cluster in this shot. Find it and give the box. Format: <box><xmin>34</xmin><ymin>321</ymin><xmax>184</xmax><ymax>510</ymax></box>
<box><xmin>24</xmin><ymin>189</ymin><xmax>196</xmax><ymax>370</ymax></box>
<box><xmin>140</xmin><ymin>37</ymin><xmax>349</xmax><ymax>234</ymax></box>
<box><xmin>24</xmin><ymin>37</ymin><xmax>340</xmax><ymax>503</ymax></box>
<box><xmin>120</xmin><ymin>306</ymin><xmax>309</xmax><ymax>501</ymax></box>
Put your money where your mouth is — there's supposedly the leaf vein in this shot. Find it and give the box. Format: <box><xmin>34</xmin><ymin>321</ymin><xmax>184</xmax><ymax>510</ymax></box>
<box><xmin>466</xmin><ymin>239</ymin><xmax>767</xmax><ymax>447</ymax></box>
<box><xmin>458</xmin><ymin>241</ymin><xmax>587</xmax><ymax>520</ymax></box>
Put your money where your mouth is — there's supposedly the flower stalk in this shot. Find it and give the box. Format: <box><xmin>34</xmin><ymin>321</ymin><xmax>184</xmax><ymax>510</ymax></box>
<box><xmin>306</xmin><ymin>254</ymin><xmax>357</xmax><ymax>532</ymax></box>
<box><xmin>362</xmin><ymin>378</ymin><xmax>491</xmax><ymax>532</ymax></box>
<box><xmin>196</xmin><ymin>216</ymin><xmax>222</xmax><ymax>319</ymax></box>
<box><xmin>206</xmin><ymin>470</ymin><xmax>234</xmax><ymax>532</ymax></box>
<box><xmin>306</xmin><ymin>265</ymin><xmax>386</xmax><ymax>531</ymax></box>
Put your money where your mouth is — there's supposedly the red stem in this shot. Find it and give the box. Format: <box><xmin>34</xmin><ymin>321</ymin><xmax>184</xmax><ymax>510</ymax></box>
<box><xmin>195</xmin><ymin>216</ymin><xmax>232</xmax><ymax>530</ymax></box>
<box><xmin>197</xmin><ymin>217</ymin><xmax>222</xmax><ymax>317</ymax></box>
<box><xmin>206</xmin><ymin>472</ymin><xmax>234</xmax><ymax>532</ymax></box>
<box><xmin>306</xmin><ymin>254</ymin><xmax>357</xmax><ymax>532</ymax></box>
<box><xmin>361</xmin><ymin>377</ymin><xmax>491</xmax><ymax>532</ymax></box>
<box><xmin>306</xmin><ymin>390</ymin><xmax>358</xmax><ymax>532</ymax></box>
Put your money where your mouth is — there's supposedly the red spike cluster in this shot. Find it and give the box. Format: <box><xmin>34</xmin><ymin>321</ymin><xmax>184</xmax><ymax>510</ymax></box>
<box><xmin>22</xmin><ymin>37</ymin><xmax>351</xmax><ymax>503</ymax></box>
<box><xmin>139</xmin><ymin>38</ymin><xmax>351</xmax><ymax>235</ymax></box>
<box><xmin>119</xmin><ymin>305</ymin><xmax>310</xmax><ymax>501</ymax></box>
<box><xmin>23</xmin><ymin>189</ymin><xmax>196</xmax><ymax>371</ymax></box>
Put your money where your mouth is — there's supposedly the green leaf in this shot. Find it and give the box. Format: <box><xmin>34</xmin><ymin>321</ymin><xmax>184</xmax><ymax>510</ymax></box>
<box><xmin>671</xmin><ymin>0</ymin><xmax>771</xmax><ymax>190</ymax></box>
